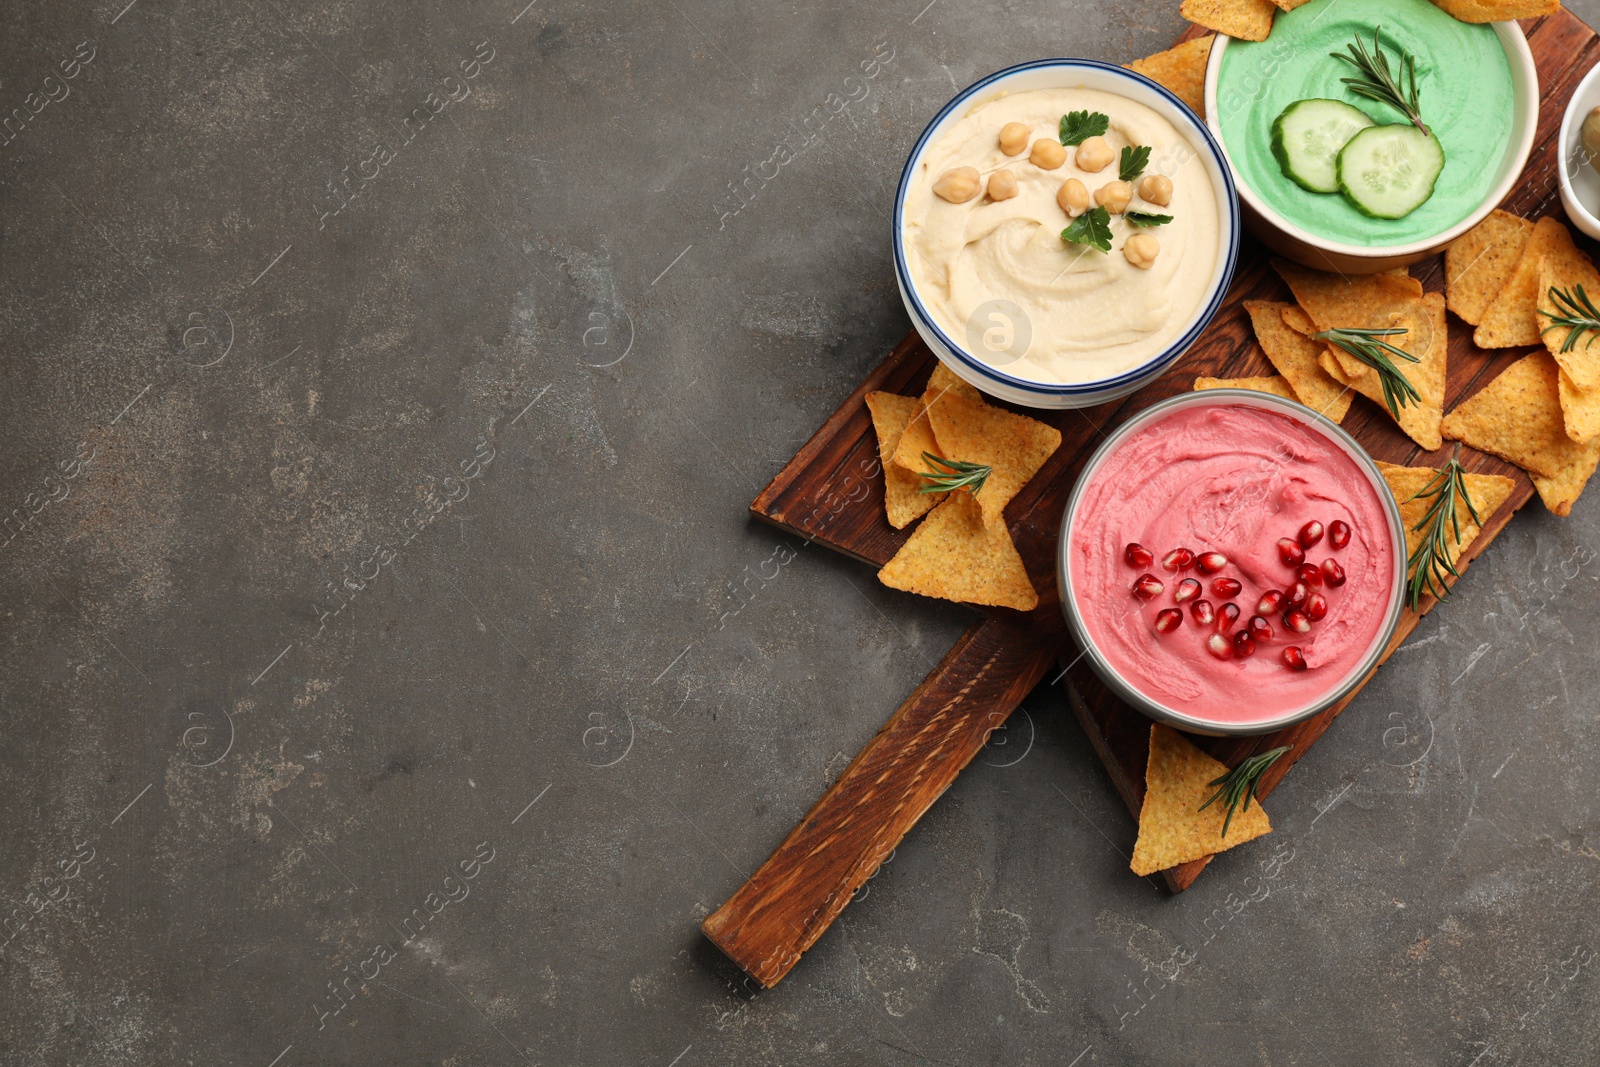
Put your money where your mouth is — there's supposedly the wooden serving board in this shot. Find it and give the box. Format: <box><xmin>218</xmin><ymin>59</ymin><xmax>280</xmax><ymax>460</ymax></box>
<box><xmin>703</xmin><ymin>11</ymin><xmax>1600</xmax><ymax>989</ymax></box>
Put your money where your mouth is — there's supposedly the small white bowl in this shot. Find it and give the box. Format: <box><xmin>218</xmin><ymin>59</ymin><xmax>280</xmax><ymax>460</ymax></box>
<box><xmin>1559</xmin><ymin>61</ymin><xmax>1600</xmax><ymax>241</ymax></box>
<box><xmin>892</xmin><ymin>59</ymin><xmax>1241</xmax><ymax>410</ymax></box>
<box><xmin>1203</xmin><ymin>23</ymin><xmax>1538</xmax><ymax>274</ymax></box>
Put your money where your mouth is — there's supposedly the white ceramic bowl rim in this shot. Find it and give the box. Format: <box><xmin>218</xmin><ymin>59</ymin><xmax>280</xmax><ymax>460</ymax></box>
<box><xmin>1557</xmin><ymin>61</ymin><xmax>1600</xmax><ymax>234</ymax></box>
<box><xmin>1055</xmin><ymin>388</ymin><xmax>1408</xmax><ymax>736</ymax></box>
<box><xmin>891</xmin><ymin>58</ymin><xmax>1242</xmax><ymax>397</ymax></box>
<box><xmin>1202</xmin><ymin>21</ymin><xmax>1538</xmax><ymax>260</ymax></box>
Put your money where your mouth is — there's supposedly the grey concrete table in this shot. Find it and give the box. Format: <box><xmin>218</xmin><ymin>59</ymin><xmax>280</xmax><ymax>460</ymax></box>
<box><xmin>3</xmin><ymin>2</ymin><xmax>1598</xmax><ymax>1064</ymax></box>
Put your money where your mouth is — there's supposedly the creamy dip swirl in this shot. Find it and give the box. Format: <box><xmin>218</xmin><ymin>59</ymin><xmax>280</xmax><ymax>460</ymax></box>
<box><xmin>1069</xmin><ymin>403</ymin><xmax>1395</xmax><ymax>725</ymax></box>
<box><xmin>902</xmin><ymin>87</ymin><xmax>1221</xmax><ymax>385</ymax></box>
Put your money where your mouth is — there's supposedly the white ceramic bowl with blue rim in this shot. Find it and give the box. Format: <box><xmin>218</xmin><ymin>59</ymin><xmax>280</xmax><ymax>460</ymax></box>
<box><xmin>892</xmin><ymin>58</ymin><xmax>1241</xmax><ymax>410</ymax></box>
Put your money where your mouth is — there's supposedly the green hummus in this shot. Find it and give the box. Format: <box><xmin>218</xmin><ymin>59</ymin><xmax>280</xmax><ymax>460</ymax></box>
<box><xmin>1217</xmin><ymin>0</ymin><xmax>1514</xmax><ymax>246</ymax></box>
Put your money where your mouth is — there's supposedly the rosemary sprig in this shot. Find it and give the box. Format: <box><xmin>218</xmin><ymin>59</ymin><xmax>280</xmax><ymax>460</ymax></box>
<box><xmin>1199</xmin><ymin>747</ymin><xmax>1290</xmax><ymax>838</ymax></box>
<box><xmin>1332</xmin><ymin>28</ymin><xmax>1430</xmax><ymax>137</ymax></box>
<box><xmin>1403</xmin><ymin>447</ymin><xmax>1483</xmax><ymax>611</ymax></box>
<box><xmin>1539</xmin><ymin>284</ymin><xmax>1600</xmax><ymax>353</ymax></box>
<box><xmin>916</xmin><ymin>451</ymin><xmax>991</xmax><ymax>495</ymax></box>
<box><xmin>1311</xmin><ymin>326</ymin><xmax>1421</xmax><ymax>417</ymax></box>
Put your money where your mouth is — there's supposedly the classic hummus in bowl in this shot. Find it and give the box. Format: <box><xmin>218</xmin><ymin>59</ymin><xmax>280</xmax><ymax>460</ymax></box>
<box><xmin>894</xmin><ymin>60</ymin><xmax>1240</xmax><ymax>410</ymax></box>
<box><xmin>1204</xmin><ymin>0</ymin><xmax>1537</xmax><ymax>273</ymax></box>
<box><xmin>1057</xmin><ymin>390</ymin><xmax>1405</xmax><ymax>736</ymax></box>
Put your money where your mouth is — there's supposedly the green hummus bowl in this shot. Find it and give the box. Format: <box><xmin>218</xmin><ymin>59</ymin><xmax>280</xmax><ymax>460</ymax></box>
<box><xmin>1203</xmin><ymin>0</ymin><xmax>1537</xmax><ymax>273</ymax></box>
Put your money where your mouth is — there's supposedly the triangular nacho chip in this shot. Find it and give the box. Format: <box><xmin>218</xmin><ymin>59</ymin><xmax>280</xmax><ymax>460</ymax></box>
<box><xmin>1130</xmin><ymin>725</ymin><xmax>1272</xmax><ymax>877</ymax></box>
<box><xmin>1304</xmin><ymin>290</ymin><xmax>1447</xmax><ymax>451</ymax></box>
<box><xmin>1445</xmin><ymin>209</ymin><xmax>1534</xmax><ymax>326</ymax></box>
<box><xmin>1475</xmin><ymin>217</ymin><xmax>1579</xmax><ymax>349</ymax></box>
<box><xmin>1441</xmin><ymin>353</ymin><xmax>1596</xmax><ymax>481</ymax></box>
<box><xmin>891</xmin><ymin>363</ymin><xmax>982</xmax><ymax>473</ymax></box>
<box><xmin>1194</xmin><ymin>375</ymin><xmax>1298</xmax><ymax>400</ymax></box>
<box><xmin>926</xmin><ymin>392</ymin><xmax>1061</xmax><ymax>529</ymax></box>
<box><xmin>1532</xmin><ymin>449</ymin><xmax>1600</xmax><ymax>517</ymax></box>
<box><xmin>1125</xmin><ymin>36</ymin><xmax>1214</xmax><ymax>117</ymax></box>
<box><xmin>1537</xmin><ymin>255</ymin><xmax>1600</xmax><ymax>390</ymax></box>
<box><xmin>1376</xmin><ymin>461</ymin><xmax>1516</xmax><ymax>584</ymax></box>
<box><xmin>1559</xmin><ymin>369</ymin><xmax>1600</xmax><ymax>444</ymax></box>
<box><xmin>877</xmin><ymin>492</ymin><xmax>1039</xmax><ymax>610</ymax></box>
<box><xmin>865</xmin><ymin>391</ymin><xmax>939</xmax><ymax>529</ymax></box>
<box><xmin>1244</xmin><ymin>299</ymin><xmax>1352</xmax><ymax>421</ymax></box>
<box><xmin>1272</xmin><ymin>258</ymin><xmax>1424</xmax><ymax>321</ymax></box>
<box><xmin>1430</xmin><ymin>0</ymin><xmax>1557</xmax><ymax>22</ymax></box>
<box><xmin>1180</xmin><ymin>0</ymin><xmax>1275</xmax><ymax>41</ymax></box>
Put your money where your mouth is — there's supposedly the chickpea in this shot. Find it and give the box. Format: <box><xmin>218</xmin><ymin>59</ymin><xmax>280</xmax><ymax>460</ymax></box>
<box><xmin>1029</xmin><ymin>138</ymin><xmax>1067</xmax><ymax>170</ymax></box>
<box><xmin>1056</xmin><ymin>177</ymin><xmax>1090</xmax><ymax>218</ymax></box>
<box><xmin>1138</xmin><ymin>174</ymin><xmax>1174</xmax><ymax>207</ymax></box>
<box><xmin>1075</xmin><ymin>135</ymin><xmax>1114</xmax><ymax>173</ymax></box>
<box><xmin>998</xmin><ymin>122</ymin><xmax>1030</xmax><ymax>156</ymax></box>
<box><xmin>986</xmin><ymin>169</ymin><xmax>1019</xmax><ymax>201</ymax></box>
<box><xmin>1095</xmin><ymin>180</ymin><xmax>1133</xmax><ymax>214</ymax></box>
<box><xmin>1124</xmin><ymin>233</ymin><xmax>1160</xmax><ymax>270</ymax></box>
<box><xmin>933</xmin><ymin>166</ymin><xmax>981</xmax><ymax>203</ymax></box>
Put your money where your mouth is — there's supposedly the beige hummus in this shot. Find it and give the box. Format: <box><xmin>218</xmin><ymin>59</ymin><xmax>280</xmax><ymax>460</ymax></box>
<box><xmin>902</xmin><ymin>87</ymin><xmax>1221</xmax><ymax>385</ymax></box>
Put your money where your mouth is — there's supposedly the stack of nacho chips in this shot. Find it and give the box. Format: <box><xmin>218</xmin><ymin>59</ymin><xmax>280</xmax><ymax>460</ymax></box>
<box><xmin>1130</xmin><ymin>724</ymin><xmax>1272</xmax><ymax>877</ymax></box>
<box><xmin>865</xmin><ymin>365</ymin><xmax>1061</xmax><ymax>611</ymax></box>
<box><xmin>1377</xmin><ymin>461</ymin><xmax>1515</xmax><ymax>595</ymax></box>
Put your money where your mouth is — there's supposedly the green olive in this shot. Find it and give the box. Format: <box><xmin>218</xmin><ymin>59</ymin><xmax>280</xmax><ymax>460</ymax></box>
<box><xmin>1582</xmin><ymin>106</ymin><xmax>1600</xmax><ymax>171</ymax></box>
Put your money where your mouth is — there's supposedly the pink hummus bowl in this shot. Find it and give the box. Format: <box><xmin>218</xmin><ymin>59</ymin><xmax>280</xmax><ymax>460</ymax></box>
<box><xmin>1057</xmin><ymin>390</ymin><xmax>1405</xmax><ymax>736</ymax></box>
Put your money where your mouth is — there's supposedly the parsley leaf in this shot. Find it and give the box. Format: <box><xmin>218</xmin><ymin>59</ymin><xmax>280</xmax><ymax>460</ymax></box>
<box><xmin>1061</xmin><ymin>206</ymin><xmax>1113</xmax><ymax>253</ymax></box>
<box><xmin>1119</xmin><ymin>145</ymin><xmax>1152</xmax><ymax>183</ymax></box>
<box><xmin>1059</xmin><ymin>110</ymin><xmax>1110</xmax><ymax>146</ymax></box>
<box><xmin>1124</xmin><ymin>210</ymin><xmax>1174</xmax><ymax>227</ymax></box>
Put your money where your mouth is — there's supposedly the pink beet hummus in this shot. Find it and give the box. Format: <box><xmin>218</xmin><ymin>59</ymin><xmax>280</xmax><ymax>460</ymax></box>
<box><xmin>1069</xmin><ymin>402</ymin><xmax>1395</xmax><ymax>725</ymax></box>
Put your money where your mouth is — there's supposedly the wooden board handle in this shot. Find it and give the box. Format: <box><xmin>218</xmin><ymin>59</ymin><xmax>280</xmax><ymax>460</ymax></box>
<box><xmin>701</xmin><ymin>615</ymin><xmax>1057</xmax><ymax>987</ymax></box>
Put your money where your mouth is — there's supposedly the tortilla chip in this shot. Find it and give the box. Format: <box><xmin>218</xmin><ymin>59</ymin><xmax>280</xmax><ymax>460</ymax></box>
<box><xmin>1125</xmin><ymin>36</ymin><xmax>1214</xmax><ymax>117</ymax></box>
<box><xmin>1376</xmin><ymin>462</ymin><xmax>1516</xmax><ymax>586</ymax></box>
<box><xmin>1537</xmin><ymin>256</ymin><xmax>1600</xmax><ymax>391</ymax></box>
<box><xmin>1429</xmin><ymin>0</ymin><xmax>1557</xmax><ymax>22</ymax></box>
<box><xmin>1441</xmin><ymin>353</ymin><xmax>1600</xmax><ymax>518</ymax></box>
<box><xmin>1130</xmin><ymin>724</ymin><xmax>1272</xmax><ymax>877</ymax></box>
<box><xmin>1244</xmin><ymin>299</ymin><xmax>1352</xmax><ymax>421</ymax></box>
<box><xmin>891</xmin><ymin>363</ymin><xmax>982</xmax><ymax>473</ymax></box>
<box><xmin>1559</xmin><ymin>369</ymin><xmax>1600</xmax><ymax>444</ymax></box>
<box><xmin>1281</xmin><ymin>304</ymin><xmax>1315</xmax><ymax>336</ymax></box>
<box><xmin>1274</xmin><ymin>258</ymin><xmax>1439</xmax><ymax>441</ymax></box>
<box><xmin>1194</xmin><ymin>375</ymin><xmax>1299</xmax><ymax>400</ymax></box>
<box><xmin>877</xmin><ymin>492</ymin><xmax>1039</xmax><ymax>610</ymax></box>
<box><xmin>1445</xmin><ymin>210</ymin><xmax>1534</xmax><ymax>326</ymax></box>
<box><xmin>1180</xmin><ymin>0</ymin><xmax>1275</xmax><ymax>41</ymax></box>
<box><xmin>926</xmin><ymin>392</ymin><xmax>1062</xmax><ymax>529</ymax></box>
<box><xmin>865</xmin><ymin>391</ymin><xmax>939</xmax><ymax>529</ymax></box>
<box><xmin>1475</xmin><ymin>217</ymin><xmax>1580</xmax><ymax>349</ymax></box>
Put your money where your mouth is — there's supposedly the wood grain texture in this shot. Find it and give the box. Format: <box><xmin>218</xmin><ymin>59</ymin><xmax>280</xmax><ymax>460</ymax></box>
<box><xmin>706</xmin><ymin>9</ymin><xmax>1600</xmax><ymax>982</ymax></box>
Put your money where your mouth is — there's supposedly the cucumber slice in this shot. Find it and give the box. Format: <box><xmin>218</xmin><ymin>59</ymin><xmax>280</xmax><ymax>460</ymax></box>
<box><xmin>1271</xmin><ymin>99</ymin><xmax>1375</xmax><ymax>194</ymax></box>
<box><xmin>1336</xmin><ymin>124</ymin><xmax>1445</xmax><ymax>220</ymax></box>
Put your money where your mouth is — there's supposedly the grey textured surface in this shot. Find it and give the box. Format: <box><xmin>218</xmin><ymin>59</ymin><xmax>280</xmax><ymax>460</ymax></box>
<box><xmin>2</xmin><ymin>2</ymin><xmax>1598</xmax><ymax>1064</ymax></box>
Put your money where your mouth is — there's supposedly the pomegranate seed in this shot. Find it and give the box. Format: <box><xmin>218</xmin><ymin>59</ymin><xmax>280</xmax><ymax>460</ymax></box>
<box><xmin>1162</xmin><ymin>547</ymin><xmax>1195</xmax><ymax>572</ymax></box>
<box><xmin>1277</xmin><ymin>537</ymin><xmax>1305</xmax><ymax>567</ymax></box>
<box><xmin>1297</xmin><ymin>563</ymin><xmax>1324</xmax><ymax>588</ymax></box>
<box><xmin>1282</xmin><ymin>646</ymin><xmax>1307</xmax><ymax>670</ymax></box>
<box><xmin>1286</xmin><ymin>582</ymin><xmax>1309</xmax><ymax>608</ymax></box>
<box><xmin>1154</xmin><ymin>608</ymin><xmax>1183</xmax><ymax>634</ymax></box>
<box><xmin>1233</xmin><ymin>630</ymin><xmax>1257</xmax><ymax>658</ymax></box>
<box><xmin>1133</xmin><ymin>574</ymin><xmax>1164</xmax><ymax>600</ymax></box>
<box><xmin>1211</xmin><ymin>576</ymin><xmax>1243</xmax><ymax>598</ymax></box>
<box><xmin>1217</xmin><ymin>602</ymin><xmax>1241</xmax><ymax>632</ymax></box>
<box><xmin>1190</xmin><ymin>599</ymin><xmax>1215</xmax><ymax>626</ymax></box>
<box><xmin>1125</xmin><ymin>542</ymin><xmax>1154</xmax><ymax>568</ymax></box>
<box><xmin>1195</xmin><ymin>551</ymin><xmax>1228</xmax><ymax>575</ymax></box>
<box><xmin>1206</xmin><ymin>633</ymin><xmax>1233</xmax><ymax>660</ymax></box>
<box><xmin>1248</xmin><ymin>614</ymin><xmax>1274</xmax><ymax>641</ymax></box>
<box><xmin>1328</xmin><ymin>520</ymin><xmax>1351</xmax><ymax>550</ymax></box>
<box><xmin>1284</xmin><ymin>608</ymin><xmax>1311</xmax><ymax>633</ymax></box>
<box><xmin>1174</xmin><ymin>578</ymin><xmax>1201</xmax><ymax>603</ymax></box>
<box><xmin>1256</xmin><ymin>590</ymin><xmax>1284</xmax><ymax>615</ymax></box>
<box><xmin>1321</xmin><ymin>559</ymin><xmax>1346</xmax><ymax>587</ymax></box>
<box><xmin>1299</xmin><ymin>520</ymin><xmax>1325</xmax><ymax>549</ymax></box>
<box><xmin>1305</xmin><ymin>592</ymin><xmax>1329</xmax><ymax>620</ymax></box>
